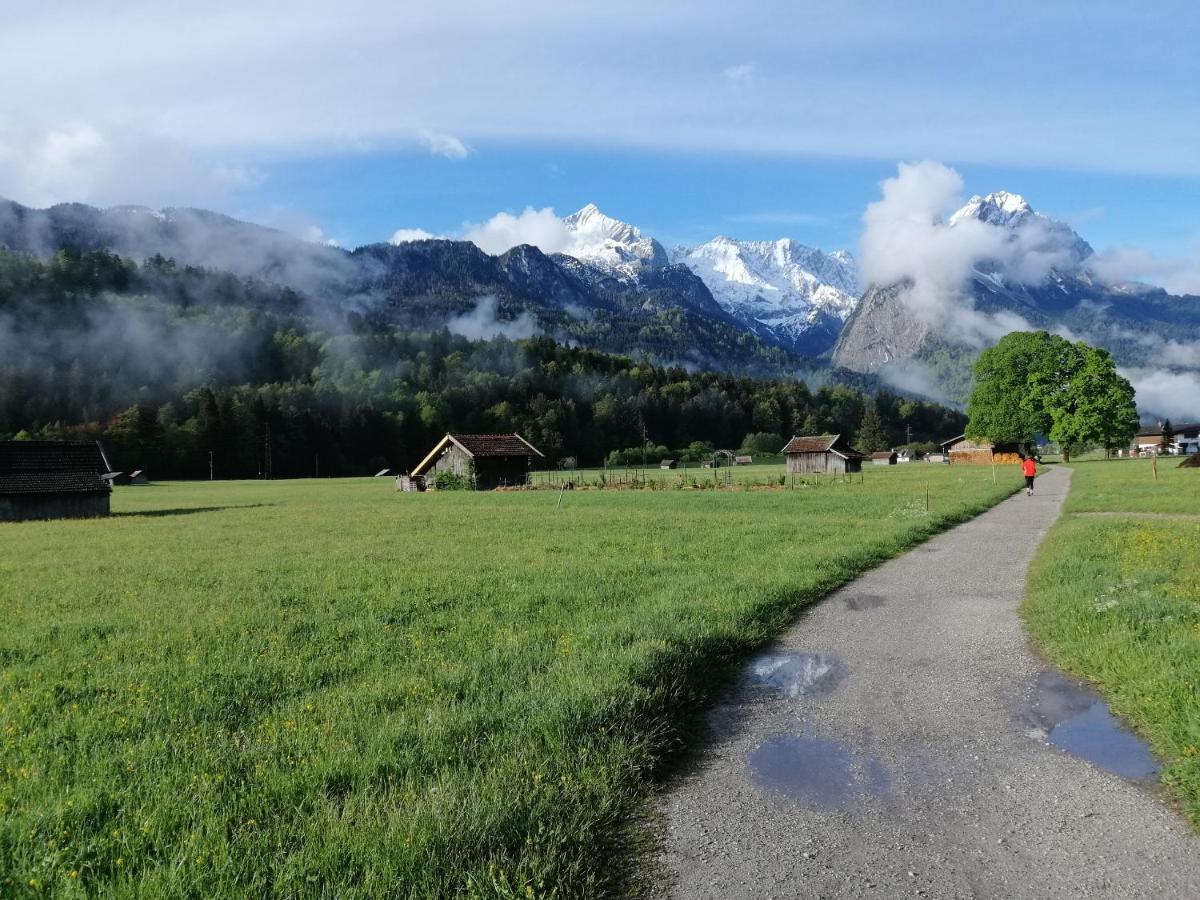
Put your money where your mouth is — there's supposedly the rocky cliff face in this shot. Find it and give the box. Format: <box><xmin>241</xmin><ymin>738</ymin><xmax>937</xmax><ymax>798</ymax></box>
<box><xmin>831</xmin><ymin>281</ymin><xmax>932</xmax><ymax>373</ymax></box>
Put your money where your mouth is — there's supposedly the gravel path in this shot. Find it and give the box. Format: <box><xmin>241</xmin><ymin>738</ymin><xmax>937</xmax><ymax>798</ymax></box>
<box><xmin>653</xmin><ymin>466</ymin><xmax>1200</xmax><ymax>899</ymax></box>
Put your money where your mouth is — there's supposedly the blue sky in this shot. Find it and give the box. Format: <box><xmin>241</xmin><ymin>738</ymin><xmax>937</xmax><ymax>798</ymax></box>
<box><xmin>229</xmin><ymin>146</ymin><xmax>1200</xmax><ymax>259</ymax></box>
<box><xmin>3</xmin><ymin>1</ymin><xmax>1199</xmax><ymax>273</ymax></box>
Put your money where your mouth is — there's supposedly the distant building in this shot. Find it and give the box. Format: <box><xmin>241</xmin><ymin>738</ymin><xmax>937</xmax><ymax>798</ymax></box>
<box><xmin>411</xmin><ymin>433</ymin><xmax>544</xmax><ymax>490</ymax></box>
<box><xmin>734</xmin><ymin>455</ymin><xmax>753</xmax><ymax>465</ymax></box>
<box><xmin>939</xmin><ymin>434</ymin><xmax>1024</xmax><ymax>465</ymax></box>
<box><xmin>781</xmin><ymin>434</ymin><xmax>866</xmax><ymax>475</ymax></box>
<box><xmin>660</xmin><ymin>459</ymin><xmax>676</xmax><ymax>470</ymax></box>
<box><xmin>1133</xmin><ymin>423</ymin><xmax>1200</xmax><ymax>456</ymax></box>
<box><xmin>0</xmin><ymin>441</ymin><xmax>112</xmax><ymax>521</ymax></box>
<box><xmin>871</xmin><ymin>451</ymin><xmax>898</xmax><ymax>465</ymax></box>
<box><xmin>128</xmin><ymin>470</ymin><xmax>148</xmax><ymax>485</ymax></box>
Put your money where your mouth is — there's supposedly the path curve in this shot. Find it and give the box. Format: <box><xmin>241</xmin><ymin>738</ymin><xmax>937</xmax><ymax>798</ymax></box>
<box><xmin>654</xmin><ymin>466</ymin><xmax>1200</xmax><ymax>899</ymax></box>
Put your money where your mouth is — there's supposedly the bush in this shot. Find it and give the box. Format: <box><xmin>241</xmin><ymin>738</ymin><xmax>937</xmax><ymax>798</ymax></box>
<box><xmin>739</xmin><ymin>432</ymin><xmax>783</xmax><ymax>456</ymax></box>
<box><xmin>433</xmin><ymin>471</ymin><xmax>471</xmax><ymax>490</ymax></box>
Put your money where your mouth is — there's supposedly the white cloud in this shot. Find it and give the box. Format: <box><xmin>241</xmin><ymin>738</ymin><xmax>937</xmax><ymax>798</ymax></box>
<box><xmin>419</xmin><ymin>131</ymin><xmax>470</xmax><ymax>159</ymax></box>
<box><xmin>1088</xmin><ymin>244</ymin><xmax>1200</xmax><ymax>296</ymax></box>
<box><xmin>390</xmin><ymin>227</ymin><xmax>436</xmax><ymax>244</ymax></box>
<box><xmin>858</xmin><ymin>160</ymin><xmax>1034</xmax><ymax>346</ymax></box>
<box><xmin>2</xmin><ymin>3</ymin><xmax>1197</xmax><ymax>177</ymax></box>
<box><xmin>722</xmin><ymin>62</ymin><xmax>756</xmax><ymax>82</ymax></box>
<box><xmin>0</xmin><ymin>118</ymin><xmax>252</xmax><ymax>208</ymax></box>
<box><xmin>446</xmin><ymin>295</ymin><xmax>538</xmax><ymax>340</ymax></box>
<box><xmin>461</xmin><ymin>206</ymin><xmax>571</xmax><ymax>256</ymax></box>
<box><xmin>1121</xmin><ymin>368</ymin><xmax>1200</xmax><ymax>420</ymax></box>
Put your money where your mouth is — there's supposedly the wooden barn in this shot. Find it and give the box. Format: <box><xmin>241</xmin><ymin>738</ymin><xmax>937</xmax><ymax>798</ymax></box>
<box><xmin>0</xmin><ymin>441</ymin><xmax>112</xmax><ymax>521</ymax></box>
<box><xmin>781</xmin><ymin>434</ymin><xmax>866</xmax><ymax>475</ymax></box>
<box><xmin>659</xmin><ymin>459</ymin><xmax>676</xmax><ymax>470</ymax></box>
<box><xmin>871</xmin><ymin>451</ymin><xmax>898</xmax><ymax>465</ymax></box>
<box><xmin>411</xmin><ymin>433</ymin><xmax>543</xmax><ymax>490</ymax></box>
<box><xmin>939</xmin><ymin>434</ymin><xmax>1024</xmax><ymax>465</ymax></box>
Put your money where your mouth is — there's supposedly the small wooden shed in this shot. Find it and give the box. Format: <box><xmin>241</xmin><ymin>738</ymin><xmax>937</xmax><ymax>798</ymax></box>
<box><xmin>0</xmin><ymin>441</ymin><xmax>112</xmax><ymax>521</ymax></box>
<box><xmin>735</xmin><ymin>455</ymin><xmax>753</xmax><ymax>465</ymax></box>
<box><xmin>781</xmin><ymin>434</ymin><xmax>866</xmax><ymax>475</ymax></box>
<box><xmin>871</xmin><ymin>451</ymin><xmax>898</xmax><ymax>466</ymax></box>
<box><xmin>939</xmin><ymin>434</ymin><xmax>1023</xmax><ymax>465</ymax></box>
<box><xmin>411</xmin><ymin>433</ymin><xmax>544</xmax><ymax>490</ymax></box>
<box><xmin>660</xmin><ymin>459</ymin><xmax>676</xmax><ymax>470</ymax></box>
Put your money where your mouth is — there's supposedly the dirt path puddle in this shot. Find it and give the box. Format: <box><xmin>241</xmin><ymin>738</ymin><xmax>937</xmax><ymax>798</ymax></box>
<box><xmin>1027</xmin><ymin>671</ymin><xmax>1159</xmax><ymax>781</ymax></box>
<box><xmin>748</xmin><ymin>734</ymin><xmax>891</xmax><ymax>809</ymax></box>
<box><xmin>749</xmin><ymin>652</ymin><xmax>845</xmax><ymax>699</ymax></box>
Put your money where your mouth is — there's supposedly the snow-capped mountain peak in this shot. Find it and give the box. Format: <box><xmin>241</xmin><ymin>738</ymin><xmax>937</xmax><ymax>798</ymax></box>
<box><xmin>949</xmin><ymin>190</ymin><xmax>1093</xmax><ymax>265</ymax></box>
<box><xmin>555</xmin><ymin>204</ymin><xmax>861</xmax><ymax>353</ymax></box>
<box><xmin>560</xmin><ymin>204</ymin><xmax>667</xmax><ymax>277</ymax></box>
<box><xmin>669</xmin><ymin>236</ymin><xmax>860</xmax><ymax>353</ymax></box>
<box><xmin>949</xmin><ymin>191</ymin><xmax>1033</xmax><ymax>228</ymax></box>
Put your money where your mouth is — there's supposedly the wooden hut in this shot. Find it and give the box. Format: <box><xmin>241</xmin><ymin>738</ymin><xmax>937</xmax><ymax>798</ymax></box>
<box><xmin>781</xmin><ymin>434</ymin><xmax>866</xmax><ymax>475</ymax></box>
<box><xmin>735</xmin><ymin>455</ymin><xmax>753</xmax><ymax>465</ymax></box>
<box><xmin>871</xmin><ymin>451</ymin><xmax>898</xmax><ymax>466</ymax></box>
<box><xmin>659</xmin><ymin>459</ymin><xmax>676</xmax><ymax>470</ymax></box>
<box><xmin>411</xmin><ymin>433</ymin><xmax>543</xmax><ymax>490</ymax></box>
<box><xmin>0</xmin><ymin>441</ymin><xmax>112</xmax><ymax>521</ymax></box>
<box><xmin>939</xmin><ymin>434</ymin><xmax>1023</xmax><ymax>465</ymax></box>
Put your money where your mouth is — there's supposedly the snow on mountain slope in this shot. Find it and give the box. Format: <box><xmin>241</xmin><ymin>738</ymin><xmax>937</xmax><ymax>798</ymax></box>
<box><xmin>561</xmin><ymin>203</ymin><xmax>668</xmax><ymax>278</ymax></box>
<box><xmin>669</xmin><ymin>236</ymin><xmax>859</xmax><ymax>346</ymax></box>
<box><xmin>949</xmin><ymin>191</ymin><xmax>1093</xmax><ymax>268</ymax></box>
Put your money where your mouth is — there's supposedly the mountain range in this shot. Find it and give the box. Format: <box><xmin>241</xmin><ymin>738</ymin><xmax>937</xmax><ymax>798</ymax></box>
<box><xmin>1</xmin><ymin>193</ymin><xmax>1197</xmax><ymax>415</ymax></box>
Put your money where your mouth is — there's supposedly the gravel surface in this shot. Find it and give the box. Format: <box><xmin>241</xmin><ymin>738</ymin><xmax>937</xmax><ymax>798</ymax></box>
<box><xmin>653</xmin><ymin>467</ymin><xmax>1200</xmax><ymax>899</ymax></box>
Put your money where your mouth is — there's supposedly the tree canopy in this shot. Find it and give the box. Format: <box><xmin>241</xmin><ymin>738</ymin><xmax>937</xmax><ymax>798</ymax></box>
<box><xmin>967</xmin><ymin>331</ymin><xmax>1139</xmax><ymax>461</ymax></box>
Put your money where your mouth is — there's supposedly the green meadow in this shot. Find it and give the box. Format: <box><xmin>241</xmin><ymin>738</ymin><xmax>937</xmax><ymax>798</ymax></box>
<box><xmin>2</xmin><ymin>466</ymin><xmax>1018</xmax><ymax>897</ymax></box>
<box><xmin>1023</xmin><ymin>458</ymin><xmax>1200</xmax><ymax>825</ymax></box>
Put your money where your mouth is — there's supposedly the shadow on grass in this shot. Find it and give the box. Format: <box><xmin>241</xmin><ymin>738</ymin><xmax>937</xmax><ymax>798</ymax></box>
<box><xmin>113</xmin><ymin>504</ymin><xmax>275</xmax><ymax>518</ymax></box>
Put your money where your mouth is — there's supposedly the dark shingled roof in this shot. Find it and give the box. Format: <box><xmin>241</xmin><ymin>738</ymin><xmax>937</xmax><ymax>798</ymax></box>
<box><xmin>871</xmin><ymin>451</ymin><xmax>897</xmax><ymax>459</ymax></box>
<box><xmin>0</xmin><ymin>441</ymin><xmax>111</xmax><ymax>495</ymax></box>
<box><xmin>449</xmin><ymin>434</ymin><xmax>542</xmax><ymax>457</ymax></box>
<box><xmin>781</xmin><ymin>433</ymin><xmax>868</xmax><ymax>460</ymax></box>
<box><xmin>782</xmin><ymin>434</ymin><xmax>840</xmax><ymax>454</ymax></box>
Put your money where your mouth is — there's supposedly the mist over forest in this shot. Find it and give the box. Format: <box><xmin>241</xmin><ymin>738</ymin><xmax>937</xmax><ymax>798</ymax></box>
<box><xmin>0</xmin><ymin>247</ymin><xmax>965</xmax><ymax>477</ymax></box>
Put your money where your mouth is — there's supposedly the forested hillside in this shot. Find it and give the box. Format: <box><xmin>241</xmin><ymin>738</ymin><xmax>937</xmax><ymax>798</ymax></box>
<box><xmin>0</xmin><ymin>249</ymin><xmax>964</xmax><ymax>478</ymax></box>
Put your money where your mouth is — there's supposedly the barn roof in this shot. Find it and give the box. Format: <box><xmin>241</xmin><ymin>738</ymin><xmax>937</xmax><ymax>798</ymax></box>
<box><xmin>450</xmin><ymin>434</ymin><xmax>543</xmax><ymax>457</ymax></box>
<box><xmin>411</xmin><ymin>433</ymin><xmax>544</xmax><ymax>476</ymax></box>
<box><xmin>782</xmin><ymin>434</ymin><xmax>840</xmax><ymax>454</ymax></box>
<box><xmin>781</xmin><ymin>434</ymin><xmax>867</xmax><ymax>459</ymax></box>
<box><xmin>871</xmin><ymin>451</ymin><xmax>897</xmax><ymax>459</ymax></box>
<box><xmin>0</xmin><ymin>441</ymin><xmax>112</xmax><ymax>495</ymax></box>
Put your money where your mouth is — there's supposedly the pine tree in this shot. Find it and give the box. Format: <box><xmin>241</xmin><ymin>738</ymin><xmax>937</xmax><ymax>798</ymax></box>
<box><xmin>857</xmin><ymin>401</ymin><xmax>890</xmax><ymax>452</ymax></box>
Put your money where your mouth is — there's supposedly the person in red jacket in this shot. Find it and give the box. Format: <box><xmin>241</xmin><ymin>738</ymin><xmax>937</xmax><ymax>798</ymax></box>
<box><xmin>1021</xmin><ymin>455</ymin><xmax>1037</xmax><ymax>495</ymax></box>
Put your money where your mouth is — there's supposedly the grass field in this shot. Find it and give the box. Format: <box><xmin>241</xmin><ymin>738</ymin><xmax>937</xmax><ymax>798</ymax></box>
<box><xmin>529</xmin><ymin>458</ymin><xmax>946</xmax><ymax>489</ymax></box>
<box><xmin>1023</xmin><ymin>458</ymin><xmax>1200</xmax><ymax>825</ymax></box>
<box><xmin>1</xmin><ymin>466</ymin><xmax>1020</xmax><ymax>897</ymax></box>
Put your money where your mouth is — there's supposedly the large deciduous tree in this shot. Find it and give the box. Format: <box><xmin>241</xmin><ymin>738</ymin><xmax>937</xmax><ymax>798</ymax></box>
<box><xmin>967</xmin><ymin>331</ymin><xmax>1139</xmax><ymax>462</ymax></box>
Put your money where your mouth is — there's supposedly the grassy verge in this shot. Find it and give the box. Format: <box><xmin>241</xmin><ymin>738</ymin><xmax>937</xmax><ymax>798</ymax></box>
<box><xmin>1022</xmin><ymin>459</ymin><xmax>1200</xmax><ymax>824</ymax></box>
<box><xmin>2</xmin><ymin>466</ymin><xmax>1018</xmax><ymax>897</ymax></box>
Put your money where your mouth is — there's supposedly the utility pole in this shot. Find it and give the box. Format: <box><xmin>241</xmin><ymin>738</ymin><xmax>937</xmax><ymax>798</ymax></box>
<box><xmin>208</xmin><ymin>450</ymin><xmax>214</xmax><ymax>481</ymax></box>
<box><xmin>263</xmin><ymin>423</ymin><xmax>273</xmax><ymax>480</ymax></box>
<box><xmin>315</xmin><ymin>453</ymin><xmax>320</xmax><ymax>479</ymax></box>
<box><xmin>641</xmin><ymin>421</ymin><xmax>648</xmax><ymax>469</ymax></box>
<box><xmin>906</xmin><ymin>423</ymin><xmax>912</xmax><ymax>446</ymax></box>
